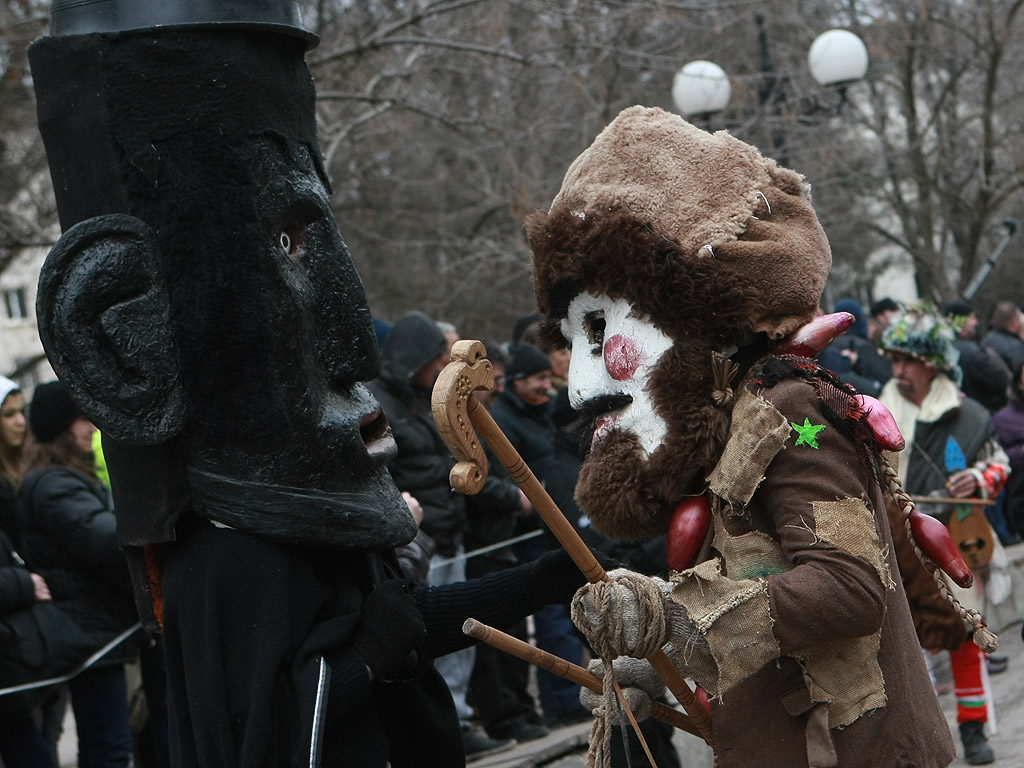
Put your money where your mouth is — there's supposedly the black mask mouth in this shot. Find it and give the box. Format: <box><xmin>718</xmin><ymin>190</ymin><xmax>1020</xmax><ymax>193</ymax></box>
<box><xmin>571</xmin><ymin>393</ymin><xmax>633</xmax><ymax>446</ymax></box>
<box><xmin>359</xmin><ymin>407</ymin><xmax>394</xmax><ymax>458</ymax></box>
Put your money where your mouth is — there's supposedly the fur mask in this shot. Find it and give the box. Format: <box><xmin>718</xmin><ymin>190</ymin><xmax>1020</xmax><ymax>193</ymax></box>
<box><xmin>527</xmin><ymin>107</ymin><xmax>831</xmax><ymax>540</ymax></box>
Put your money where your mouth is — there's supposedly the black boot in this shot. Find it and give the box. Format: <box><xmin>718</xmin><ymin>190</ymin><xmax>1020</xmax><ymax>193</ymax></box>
<box><xmin>959</xmin><ymin>721</ymin><xmax>995</xmax><ymax>765</ymax></box>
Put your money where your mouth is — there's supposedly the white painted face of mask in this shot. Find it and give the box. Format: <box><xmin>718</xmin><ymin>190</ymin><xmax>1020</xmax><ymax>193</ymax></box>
<box><xmin>561</xmin><ymin>292</ymin><xmax>673</xmax><ymax>456</ymax></box>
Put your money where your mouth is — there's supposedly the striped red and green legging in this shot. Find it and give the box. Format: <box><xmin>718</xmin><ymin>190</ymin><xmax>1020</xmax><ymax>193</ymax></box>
<box><xmin>950</xmin><ymin>637</ymin><xmax>988</xmax><ymax>723</ymax></box>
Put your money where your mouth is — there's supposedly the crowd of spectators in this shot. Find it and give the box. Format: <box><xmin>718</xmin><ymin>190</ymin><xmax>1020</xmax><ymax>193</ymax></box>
<box><xmin>2</xmin><ymin>297</ymin><xmax>1023</xmax><ymax>765</ymax></box>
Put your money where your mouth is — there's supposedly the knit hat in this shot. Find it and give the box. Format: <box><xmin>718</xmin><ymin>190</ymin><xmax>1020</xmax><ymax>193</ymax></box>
<box><xmin>29</xmin><ymin>380</ymin><xmax>83</xmax><ymax>443</ymax></box>
<box><xmin>506</xmin><ymin>343</ymin><xmax>551</xmax><ymax>380</ymax></box>
<box><xmin>834</xmin><ymin>298</ymin><xmax>868</xmax><ymax>339</ymax></box>
<box><xmin>529</xmin><ymin>105</ymin><xmax>831</xmax><ymax>342</ymax></box>
<box><xmin>942</xmin><ymin>300</ymin><xmax>973</xmax><ymax>319</ymax></box>
<box><xmin>512</xmin><ymin>314</ymin><xmax>540</xmax><ymax>345</ymax></box>
<box><xmin>881</xmin><ymin>305</ymin><xmax>962</xmax><ymax>386</ymax></box>
<box><xmin>0</xmin><ymin>375</ymin><xmax>19</xmax><ymax>408</ymax></box>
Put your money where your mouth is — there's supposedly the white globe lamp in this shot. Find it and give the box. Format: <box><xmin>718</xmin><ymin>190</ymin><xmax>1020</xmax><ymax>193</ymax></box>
<box><xmin>672</xmin><ymin>60</ymin><xmax>731</xmax><ymax>118</ymax></box>
<box><xmin>808</xmin><ymin>29</ymin><xmax>869</xmax><ymax>86</ymax></box>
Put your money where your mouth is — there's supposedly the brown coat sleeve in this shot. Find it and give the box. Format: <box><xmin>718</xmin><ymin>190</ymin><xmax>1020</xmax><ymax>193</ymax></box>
<box><xmin>751</xmin><ymin>378</ymin><xmax>891</xmax><ymax>657</ymax></box>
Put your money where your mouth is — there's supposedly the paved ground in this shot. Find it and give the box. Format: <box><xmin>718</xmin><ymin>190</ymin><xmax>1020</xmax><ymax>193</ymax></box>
<box><xmin>57</xmin><ymin>545</ymin><xmax>1024</xmax><ymax>767</ymax></box>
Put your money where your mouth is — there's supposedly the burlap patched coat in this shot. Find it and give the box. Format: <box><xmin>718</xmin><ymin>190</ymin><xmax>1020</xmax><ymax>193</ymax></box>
<box><xmin>669</xmin><ymin>370</ymin><xmax>954</xmax><ymax>768</ymax></box>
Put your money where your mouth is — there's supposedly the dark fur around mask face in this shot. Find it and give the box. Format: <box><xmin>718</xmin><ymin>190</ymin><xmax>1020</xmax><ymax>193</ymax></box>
<box><xmin>573</xmin><ymin>342</ymin><xmax>729</xmax><ymax>541</ymax></box>
<box><xmin>528</xmin><ymin>207</ymin><xmax>761</xmax><ymax>349</ymax></box>
<box><xmin>531</xmin><ymin>207</ymin><xmax>759</xmax><ymax>540</ymax></box>
<box><xmin>576</xmin><ymin>428</ymin><xmax>698</xmax><ymax>541</ymax></box>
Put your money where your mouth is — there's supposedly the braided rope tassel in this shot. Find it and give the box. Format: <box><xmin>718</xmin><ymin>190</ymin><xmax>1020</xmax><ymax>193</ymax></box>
<box><xmin>571</xmin><ymin>574</ymin><xmax>668</xmax><ymax>768</ymax></box>
<box><xmin>879</xmin><ymin>454</ymin><xmax>999</xmax><ymax>653</ymax></box>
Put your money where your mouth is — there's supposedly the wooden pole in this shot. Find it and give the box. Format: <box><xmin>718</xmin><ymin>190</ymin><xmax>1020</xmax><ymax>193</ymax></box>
<box><xmin>431</xmin><ymin>344</ymin><xmax>714</xmax><ymax>745</ymax></box>
<box><xmin>463</xmin><ymin>619</ymin><xmax>705</xmax><ymax>740</ymax></box>
<box><xmin>463</xmin><ymin>396</ymin><xmax>713</xmax><ymax>745</ymax></box>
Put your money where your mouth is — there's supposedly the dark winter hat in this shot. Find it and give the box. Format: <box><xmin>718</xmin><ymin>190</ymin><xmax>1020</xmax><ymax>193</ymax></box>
<box><xmin>506</xmin><ymin>343</ymin><xmax>551</xmax><ymax>381</ymax></box>
<box><xmin>870</xmin><ymin>297</ymin><xmax>900</xmax><ymax>318</ymax></box>
<box><xmin>512</xmin><ymin>314</ymin><xmax>540</xmax><ymax>344</ymax></box>
<box><xmin>834</xmin><ymin>298</ymin><xmax>868</xmax><ymax>339</ymax></box>
<box><xmin>29</xmin><ymin>380</ymin><xmax>83</xmax><ymax>443</ymax></box>
<box><xmin>942</xmin><ymin>300</ymin><xmax>973</xmax><ymax>319</ymax></box>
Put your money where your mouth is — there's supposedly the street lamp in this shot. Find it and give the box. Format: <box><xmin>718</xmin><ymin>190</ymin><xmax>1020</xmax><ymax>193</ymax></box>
<box><xmin>807</xmin><ymin>29</ymin><xmax>869</xmax><ymax>87</ymax></box>
<box><xmin>671</xmin><ymin>60</ymin><xmax>731</xmax><ymax>121</ymax></box>
<box><xmin>672</xmin><ymin>16</ymin><xmax>869</xmax><ymax>124</ymax></box>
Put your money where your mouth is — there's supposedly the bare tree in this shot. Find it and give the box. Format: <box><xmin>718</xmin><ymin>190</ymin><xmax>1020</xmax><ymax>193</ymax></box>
<box><xmin>0</xmin><ymin>1</ymin><xmax>53</xmax><ymax>274</ymax></box>
<box><xmin>847</xmin><ymin>0</ymin><xmax>1024</xmax><ymax>305</ymax></box>
<box><xmin>4</xmin><ymin>0</ymin><xmax>1021</xmax><ymax>336</ymax></box>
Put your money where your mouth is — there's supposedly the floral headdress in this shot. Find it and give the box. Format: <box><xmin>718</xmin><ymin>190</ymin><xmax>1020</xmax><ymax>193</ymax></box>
<box><xmin>881</xmin><ymin>304</ymin><xmax>962</xmax><ymax>387</ymax></box>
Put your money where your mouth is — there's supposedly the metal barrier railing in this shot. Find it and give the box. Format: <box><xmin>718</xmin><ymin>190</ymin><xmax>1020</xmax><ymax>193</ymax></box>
<box><xmin>0</xmin><ymin>622</ymin><xmax>142</xmax><ymax>698</ymax></box>
<box><xmin>427</xmin><ymin>529</ymin><xmax>543</xmax><ymax>570</ymax></box>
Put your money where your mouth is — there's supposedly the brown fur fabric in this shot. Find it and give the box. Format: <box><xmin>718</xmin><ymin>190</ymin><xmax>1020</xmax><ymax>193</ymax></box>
<box><xmin>528</xmin><ymin>108</ymin><xmax>833</xmax><ymax>539</ymax></box>
<box><xmin>530</xmin><ymin>207</ymin><xmax>760</xmax><ymax>539</ymax></box>
<box><xmin>530</xmin><ymin>106</ymin><xmax>831</xmax><ymax>342</ymax></box>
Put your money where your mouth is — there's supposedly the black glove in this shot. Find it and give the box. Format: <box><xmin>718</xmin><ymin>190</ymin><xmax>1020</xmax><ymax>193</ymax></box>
<box><xmin>522</xmin><ymin>547</ymin><xmax>618</xmax><ymax>606</ymax></box>
<box><xmin>350</xmin><ymin>579</ymin><xmax>427</xmax><ymax>682</ymax></box>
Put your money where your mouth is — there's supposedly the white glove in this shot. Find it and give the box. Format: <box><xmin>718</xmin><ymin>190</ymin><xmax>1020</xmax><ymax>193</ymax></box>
<box><xmin>580</xmin><ymin>657</ymin><xmax>664</xmax><ymax>723</ymax></box>
<box><xmin>572</xmin><ymin>568</ymin><xmax>707</xmax><ymax>660</ymax></box>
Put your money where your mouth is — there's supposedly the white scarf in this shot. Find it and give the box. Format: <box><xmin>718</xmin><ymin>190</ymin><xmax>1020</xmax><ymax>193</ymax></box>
<box><xmin>879</xmin><ymin>375</ymin><xmax>961</xmax><ymax>485</ymax></box>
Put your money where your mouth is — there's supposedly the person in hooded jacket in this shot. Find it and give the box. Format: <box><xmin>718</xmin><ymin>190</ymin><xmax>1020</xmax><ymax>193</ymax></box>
<box><xmin>944</xmin><ymin>301</ymin><xmax>1011</xmax><ymax>414</ymax></box>
<box><xmin>0</xmin><ymin>376</ymin><xmax>61</xmax><ymax>768</ymax></box>
<box><xmin>367</xmin><ymin>311</ymin><xmax>515</xmax><ymax>758</ymax></box>
<box><xmin>819</xmin><ymin>298</ymin><xmax>891</xmax><ymax>396</ymax></box>
<box><xmin>18</xmin><ymin>381</ymin><xmax>138</xmax><ymax>768</ymax></box>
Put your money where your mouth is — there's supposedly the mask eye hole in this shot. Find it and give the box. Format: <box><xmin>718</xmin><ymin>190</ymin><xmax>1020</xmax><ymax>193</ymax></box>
<box><xmin>279</xmin><ymin>229</ymin><xmax>306</xmax><ymax>262</ymax></box>
<box><xmin>584</xmin><ymin>312</ymin><xmax>606</xmax><ymax>349</ymax></box>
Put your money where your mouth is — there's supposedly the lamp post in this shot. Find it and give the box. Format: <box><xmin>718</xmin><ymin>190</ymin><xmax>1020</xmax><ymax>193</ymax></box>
<box><xmin>672</xmin><ymin>14</ymin><xmax>868</xmax><ymax>164</ymax></box>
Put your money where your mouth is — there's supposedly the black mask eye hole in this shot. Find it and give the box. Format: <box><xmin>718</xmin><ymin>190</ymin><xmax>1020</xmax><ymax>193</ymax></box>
<box><xmin>279</xmin><ymin>228</ymin><xmax>306</xmax><ymax>262</ymax></box>
<box><xmin>584</xmin><ymin>312</ymin><xmax>606</xmax><ymax>349</ymax></box>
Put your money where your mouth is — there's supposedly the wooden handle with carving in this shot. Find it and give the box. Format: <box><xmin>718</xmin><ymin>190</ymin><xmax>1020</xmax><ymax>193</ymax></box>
<box><xmin>431</xmin><ymin>342</ymin><xmax>714</xmax><ymax>744</ymax></box>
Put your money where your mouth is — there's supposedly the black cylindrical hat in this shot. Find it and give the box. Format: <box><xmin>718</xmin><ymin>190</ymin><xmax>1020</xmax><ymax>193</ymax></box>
<box><xmin>48</xmin><ymin>0</ymin><xmax>318</xmax><ymax>48</ymax></box>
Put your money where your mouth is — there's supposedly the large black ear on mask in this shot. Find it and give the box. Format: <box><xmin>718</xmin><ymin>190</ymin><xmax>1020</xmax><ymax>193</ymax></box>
<box><xmin>37</xmin><ymin>214</ymin><xmax>185</xmax><ymax>444</ymax></box>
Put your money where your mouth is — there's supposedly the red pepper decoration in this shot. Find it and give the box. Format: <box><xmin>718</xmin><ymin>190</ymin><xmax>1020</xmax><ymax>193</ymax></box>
<box><xmin>908</xmin><ymin>507</ymin><xmax>973</xmax><ymax>588</ymax></box>
<box><xmin>666</xmin><ymin>495</ymin><xmax>713</xmax><ymax>572</ymax></box>
<box><xmin>695</xmin><ymin>684</ymin><xmax>711</xmax><ymax>714</ymax></box>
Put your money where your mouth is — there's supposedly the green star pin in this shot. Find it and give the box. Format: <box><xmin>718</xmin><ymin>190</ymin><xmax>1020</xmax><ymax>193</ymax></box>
<box><xmin>792</xmin><ymin>418</ymin><xmax>826</xmax><ymax>449</ymax></box>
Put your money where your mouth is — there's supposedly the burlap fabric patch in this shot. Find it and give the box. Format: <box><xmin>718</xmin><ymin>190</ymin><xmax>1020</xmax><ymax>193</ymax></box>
<box><xmin>813</xmin><ymin>498</ymin><xmax>894</xmax><ymax>590</ymax></box>
<box><xmin>710</xmin><ymin>507</ymin><xmax>792</xmax><ymax>580</ymax></box>
<box><xmin>670</xmin><ymin>558</ymin><xmax>778</xmax><ymax>696</ymax></box>
<box><xmin>796</xmin><ymin>499</ymin><xmax>891</xmax><ymax>727</ymax></box>
<box><xmin>708</xmin><ymin>388</ymin><xmax>791</xmax><ymax>506</ymax></box>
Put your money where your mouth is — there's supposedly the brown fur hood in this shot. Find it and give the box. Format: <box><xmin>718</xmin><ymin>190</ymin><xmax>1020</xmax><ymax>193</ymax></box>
<box><xmin>528</xmin><ymin>106</ymin><xmax>831</xmax><ymax>346</ymax></box>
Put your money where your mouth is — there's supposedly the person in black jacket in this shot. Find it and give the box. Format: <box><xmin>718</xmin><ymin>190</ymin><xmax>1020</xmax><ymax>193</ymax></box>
<box><xmin>945</xmin><ymin>300</ymin><xmax>1011</xmax><ymax>413</ymax></box>
<box><xmin>463</xmin><ymin>348</ymin><xmax>549</xmax><ymax>743</ymax></box>
<box><xmin>0</xmin><ymin>526</ymin><xmax>60</xmax><ymax>768</ymax></box>
<box><xmin>489</xmin><ymin>344</ymin><xmax>586</xmax><ymax>726</ymax></box>
<box><xmin>0</xmin><ymin>376</ymin><xmax>60</xmax><ymax>768</ymax></box>
<box><xmin>19</xmin><ymin>381</ymin><xmax>138</xmax><ymax>768</ymax></box>
<box><xmin>368</xmin><ymin>312</ymin><xmax>517</xmax><ymax>757</ymax></box>
<box><xmin>982</xmin><ymin>301</ymin><xmax>1024</xmax><ymax>375</ymax></box>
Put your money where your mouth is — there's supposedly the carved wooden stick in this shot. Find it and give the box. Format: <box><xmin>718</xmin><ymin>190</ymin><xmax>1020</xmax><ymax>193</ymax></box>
<box><xmin>432</xmin><ymin>340</ymin><xmax>714</xmax><ymax>745</ymax></box>
<box><xmin>463</xmin><ymin>619</ymin><xmax>704</xmax><ymax>740</ymax></box>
